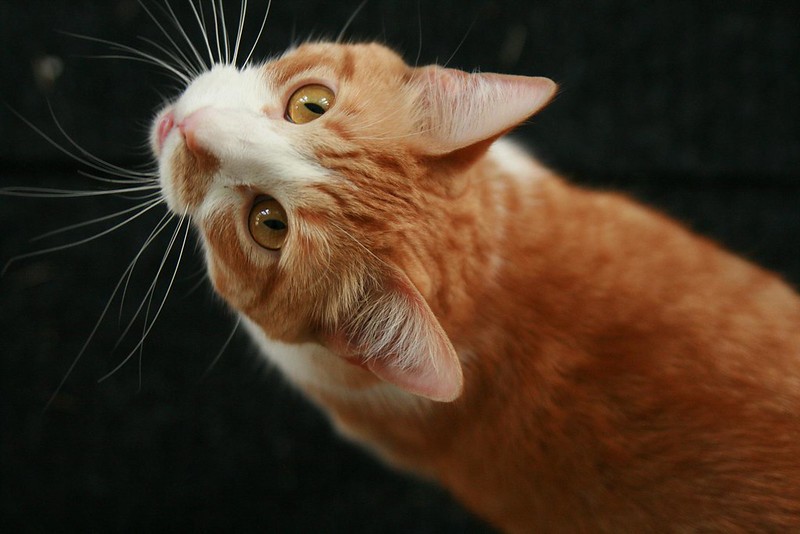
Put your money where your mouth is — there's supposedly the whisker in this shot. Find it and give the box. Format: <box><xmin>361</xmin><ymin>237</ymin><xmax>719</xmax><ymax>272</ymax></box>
<box><xmin>161</xmin><ymin>0</ymin><xmax>210</xmax><ymax>72</ymax></box>
<box><xmin>443</xmin><ymin>14</ymin><xmax>477</xmax><ymax>69</ymax></box>
<box><xmin>45</xmin><ymin>102</ymin><xmax>157</xmax><ymax>180</ymax></box>
<box><xmin>31</xmin><ymin>195</ymin><xmax>163</xmax><ymax>243</ymax></box>
<box><xmin>231</xmin><ymin>0</ymin><xmax>247</xmax><ymax>66</ymax></box>
<box><xmin>337</xmin><ymin>0</ymin><xmax>369</xmax><ymax>44</ymax></box>
<box><xmin>137</xmin><ymin>0</ymin><xmax>204</xmax><ymax>76</ymax></box>
<box><xmin>42</xmin><ymin>210</ymin><xmax>177</xmax><ymax>413</ymax></box>
<box><xmin>211</xmin><ymin>0</ymin><xmax>223</xmax><ymax>65</ymax></box>
<box><xmin>0</xmin><ymin>184</ymin><xmax>160</xmax><ymax>198</ymax></box>
<box><xmin>242</xmin><ymin>0</ymin><xmax>271</xmax><ymax>67</ymax></box>
<box><xmin>137</xmin><ymin>36</ymin><xmax>199</xmax><ymax>79</ymax></box>
<box><xmin>99</xmin><ymin>212</ymin><xmax>191</xmax><ymax>383</ymax></box>
<box><xmin>414</xmin><ymin>0</ymin><xmax>423</xmax><ymax>68</ymax></box>
<box><xmin>115</xmin><ymin>211</ymin><xmax>185</xmax><ymax>346</ymax></box>
<box><xmin>218</xmin><ymin>0</ymin><xmax>231</xmax><ymax>65</ymax></box>
<box><xmin>119</xmin><ymin>210</ymin><xmax>175</xmax><ymax>322</ymax></box>
<box><xmin>87</xmin><ymin>53</ymin><xmax>191</xmax><ymax>85</ymax></box>
<box><xmin>2</xmin><ymin>198</ymin><xmax>164</xmax><ymax>276</ymax></box>
<box><xmin>77</xmin><ymin>170</ymin><xmax>157</xmax><ymax>185</ymax></box>
<box><xmin>187</xmin><ymin>0</ymin><xmax>215</xmax><ymax>67</ymax></box>
<box><xmin>181</xmin><ymin>265</ymin><xmax>209</xmax><ymax>298</ymax></box>
<box><xmin>201</xmin><ymin>316</ymin><xmax>242</xmax><ymax>380</ymax></box>
<box><xmin>64</xmin><ymin>32</ymin><xmax>193</xmax><ymax>84</ymax></box>
<box><xmin>5</xmin><ymin>105</ymin><xmax>154</xmax><ymax>181</ymax></box>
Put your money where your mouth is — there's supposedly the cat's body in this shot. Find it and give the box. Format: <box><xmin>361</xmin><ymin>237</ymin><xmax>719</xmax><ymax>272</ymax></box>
<box><xmin>151</xmin><ymin>42</ymin><xmax>800</xmax><ymax>531</ymax></box>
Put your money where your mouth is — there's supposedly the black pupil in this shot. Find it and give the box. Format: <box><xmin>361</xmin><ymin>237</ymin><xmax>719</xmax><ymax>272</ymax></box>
<box><xmin>262</xmin><ymin>219</ymin><xmax>287</xmax><ymax>231</ymax></box>
<box><xmin>304</xmin><ymin>102</ymin><xmax>325</xmax><ymax>114</ymax></box>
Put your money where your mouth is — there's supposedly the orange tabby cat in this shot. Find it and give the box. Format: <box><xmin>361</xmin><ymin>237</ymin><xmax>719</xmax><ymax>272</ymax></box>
<box><xmin>151</xmin><ymin>42</ymin><xmax>800</xmax><ymax>531</ymax></box>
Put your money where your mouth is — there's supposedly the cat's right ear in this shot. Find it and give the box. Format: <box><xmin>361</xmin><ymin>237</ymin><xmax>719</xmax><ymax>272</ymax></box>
<box><xmin>326</xmin><ymin>269</ymin><xmax>464</xmax><ymax>402</ymax></box>
<box><xmin>411</xmin><ymin>66</ymin><xmax>557</xmax><ymax>155</ymax></box>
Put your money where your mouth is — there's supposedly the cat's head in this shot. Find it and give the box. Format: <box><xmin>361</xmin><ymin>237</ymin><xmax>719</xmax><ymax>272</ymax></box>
<box><xmin>151</xmin><ymin>42</ymin><xmax>555</xmax><ymax>402</ymax></box>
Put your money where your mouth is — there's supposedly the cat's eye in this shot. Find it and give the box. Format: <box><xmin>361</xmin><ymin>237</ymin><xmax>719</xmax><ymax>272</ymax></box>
<box><xmin>286</xmin><ymin>84</ymin><xmax>335</xmax><ymax>124</ymax></box>
<box><xmin>249</xmin><ymin>198</ymin><xmax>289</xmax><ymax>250</ymax></box>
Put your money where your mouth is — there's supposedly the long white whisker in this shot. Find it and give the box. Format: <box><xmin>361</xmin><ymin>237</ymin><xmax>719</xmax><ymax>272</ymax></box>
<box><xmin>218</xmin><ymin>0</ymin><xmax>230</xmax><ymax>65</ymax></box>
<box><xmin>77</xmin><ymin>170</ymin><xmax>157</xmax><ymax>185</ymax></box>
<box><xmin>5</xmin><ymin>105</ymin><xmax>154</xmax><ymax>181</ymax></box>
<box><xmin>162</xmin><ymin>0</ymin><xmax>210</xmax><ymax>72</ymax></box>
<box><xmin>119</xmin><ymin>210</ymin><xmax>175</xmax><ymax>322</ymax></box>
<box><xmin>243</xmin><ymin>0</ymin><xmax>271</xmax><ymax>67</ymax></box>
<box><xmin>211</xmin><ymin>0</ymin><xmax>222</xmax><ymax>64</ymax></box>
<box><xmin>187</xmin><ymin>0</ymin><xmax>215</xmax><ymax>67</ymax></box>
<box><xmin>232</xmin><ymin>0</ymin><xmax>247</xmax><ymax>66</ymax></box>
<box><xmin>414</xmin><ymin>1</ymin><xmax>423</xmax><ymax>68</ymax></box>
<box><xmin>201</xmin><ymin>316</ymin><xmax>242</xmax><ymax>379</ymax></box>
<box><xmin>42</xmin><ymin>210</ymin><xmax>177</xmax><ymax>412</ymax></box>
<box><xmin>2</xmin><ymin>198</ymin><xmax>164</xmax><ymax>275</ymax></box>
<box><xmin>88</xmin><ymin>53</ymin><xmax>191</xmax><ymax>84</ymax></box>
<box><xmin>115</xmin><ymin>212</ymin><xmax>185</xmax><ymax>346</ymax></box>
<box><xmin>99</xmin><ymin>212</ymin><xmax>191</xmax><ymax>383</ymax></box>
<box><xmin>1</xmin><ymin>185</ymin><xmax>160</xmax><ymax>198</ymax></box>
<box><xmin>133</xmin><ymin>0</ymin><xmax>202</xmax><ymax>76</ymax></box>
<box><xmin>45</xmin><ymin>102</ymin><xmax>156</xmax><ymax>180</ymax></box>
<box><xmin>31</xmin><ymin>196</ymin><xmax>163</xmax><ymax>243</ymax></box>
<box><xmin>137</xmin><ymin>36</ymin><xmax>199</xmax><ymax>78</ymax></box>
<box><xmin>138</xmin><ymin>0</ymin><xmax>203</xmax><ymax>75</ymax></box>
<box><xmin>337</xmin><ymin>0</ymin><xmax>368</xmax><ymax>43</ymax></box>
<box><xmin>65</xmin><ymin>32</ymin><xmax>193</xmax><ymax>83</ymax></box>
<box><xmin>443</xmin><ymin>15</ymin><xmax>477</xmax><ymax>69</ymax></box>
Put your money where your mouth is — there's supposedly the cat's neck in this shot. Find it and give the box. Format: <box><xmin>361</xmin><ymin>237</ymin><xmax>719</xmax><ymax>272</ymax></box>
<box><xmin>245</xmin><ymin>138</ymin><xmax>560</xmax><ymax>464</ymax></box>
<box><xmin>401</xmin><ymin>139</ymin><xmax>557</xmax><ymax>333</ymax></box>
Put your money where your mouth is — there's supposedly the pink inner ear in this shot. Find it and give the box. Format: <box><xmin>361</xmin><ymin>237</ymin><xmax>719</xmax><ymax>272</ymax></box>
<box><xmin>415</xmin><ymin>66</ymin><xmax>557</xmax><ymax>154</ymax></box>
<box><xmin>365</xmin><ymin>343</ymin><xmax>463</xmax><ymax>402</ymax></box>
<box><xmin>330</xmin><ymin>270</ymin><xmax>464</xmax><ymax>402</ymax></box>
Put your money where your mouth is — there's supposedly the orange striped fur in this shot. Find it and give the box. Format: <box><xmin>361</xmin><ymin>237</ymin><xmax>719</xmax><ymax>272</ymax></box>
<box><xmin>153</xmin><ymin>42</ymin><xmax>800</xmax><ymax>531</ymax></box>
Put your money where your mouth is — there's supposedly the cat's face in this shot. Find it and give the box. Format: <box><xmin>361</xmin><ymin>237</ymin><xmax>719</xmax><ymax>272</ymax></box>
<box><xmin>151</xmin><ymin>41</ymin><xmax>556</xmax><ymax>401</ymax></box>
<box><xmin>153</xmin><ymin>43</ymin><xmax>411</xmax><ymax>338</ymax></box>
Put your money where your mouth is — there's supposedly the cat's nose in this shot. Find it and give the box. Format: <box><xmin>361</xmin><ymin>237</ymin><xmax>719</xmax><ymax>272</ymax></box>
<box><xmin>178</xmin><ymin>107</ymin><xmax>211</xmax><ymax>155</ymax></box>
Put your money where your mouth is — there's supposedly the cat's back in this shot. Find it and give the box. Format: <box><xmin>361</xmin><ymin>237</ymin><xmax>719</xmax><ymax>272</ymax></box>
<box><xmin>455</xmin><ymin>145</ymin><xmax>800</xmax><ymax>531</ymax></box>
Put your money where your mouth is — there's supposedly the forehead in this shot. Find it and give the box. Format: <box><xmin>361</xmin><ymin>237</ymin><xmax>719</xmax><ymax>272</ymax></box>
<box><xmin>262</xmin><ymin>43</ymin><xmax>411</xmax><ymax>90</ymax></box>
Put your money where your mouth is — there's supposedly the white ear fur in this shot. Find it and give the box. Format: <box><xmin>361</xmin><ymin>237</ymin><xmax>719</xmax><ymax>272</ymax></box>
<box><xmin>341</xmin><ymin>272</ymin><xmax>463</xmax><ymax>402</ymax></box>
<box><xmin>415</xmin><ymin>66</ymin><xmax>557</xmax><ymax>154</ymax></box>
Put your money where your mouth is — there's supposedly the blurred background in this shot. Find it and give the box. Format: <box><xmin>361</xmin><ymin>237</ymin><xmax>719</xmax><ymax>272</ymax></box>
<box><xmin>1</xmin><ymin>0</ymin><xmax>799</xmax><ymax>531</ymax></box>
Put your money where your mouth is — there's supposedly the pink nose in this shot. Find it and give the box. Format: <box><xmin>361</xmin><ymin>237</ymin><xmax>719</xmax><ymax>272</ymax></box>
<box><xmin>156</xmin><ymin>111</ymin><xmax>175</xmax><ymax>151</ymax></box>
<box><xmin>178</xmin><ymin>108</ymin><xmax>209</xmax><ymax>155</ymax></box>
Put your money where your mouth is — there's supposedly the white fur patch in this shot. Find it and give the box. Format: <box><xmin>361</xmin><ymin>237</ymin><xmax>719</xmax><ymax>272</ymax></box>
<box><xmin>489</xmin><ymin>138</ymin><xmax>551</xmax><ymax>182</ymax></box>
<box><xmin>239</xmin><ymin>316</ymin><xmax>424</xmax><ymax>410</ymax></box>
<box><xmin>157</xmin><ymin>64</ymin><xmax>330</xmax><ymax>219</ymax></box>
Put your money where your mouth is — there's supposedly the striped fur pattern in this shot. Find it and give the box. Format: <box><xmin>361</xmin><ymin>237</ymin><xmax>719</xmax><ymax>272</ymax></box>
<box><xmin>153</xmin><ymin>42</ymin><xmax>800</xmax><ymax>531</ymax></box>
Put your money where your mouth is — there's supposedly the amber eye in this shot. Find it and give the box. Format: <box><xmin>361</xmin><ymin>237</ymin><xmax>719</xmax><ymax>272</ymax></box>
<box><xmin>248</xmin><ymin>198</ymin><xmax>289</xmax><ymax>250</ymax></box>
<box><xmin>286</xmin><ymin>84</ymin><xmax>335</xmax><ymax>124</ymax></box>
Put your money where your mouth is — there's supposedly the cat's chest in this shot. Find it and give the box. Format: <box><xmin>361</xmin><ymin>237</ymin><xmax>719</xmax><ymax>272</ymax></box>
<box><xmin>240</xmin><ymin>317</ymin><xmax>336</xmax><ymax>384</ymax></box>
<box><xmin>239</xmin><ymin>316</ymin><xmax>411</xmax><ymax>404</ymax></box>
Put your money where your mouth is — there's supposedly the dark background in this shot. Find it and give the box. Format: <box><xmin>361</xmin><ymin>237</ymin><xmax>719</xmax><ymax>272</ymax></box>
<box><xmin>2</xmin><ymin>0</ymin><xmax>799</xmax><ymax>531</ymax></box>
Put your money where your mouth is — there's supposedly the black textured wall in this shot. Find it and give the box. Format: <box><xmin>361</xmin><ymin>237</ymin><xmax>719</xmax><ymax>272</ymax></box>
<box><xmin>3</xmin><ymin>0</ymin><xmax>800</xmax><ymax>177</ymax></box>
<box><xmin>2</xmin><ymin>1</ymin><xmax>799</xmax><ymax>532</ymax></box>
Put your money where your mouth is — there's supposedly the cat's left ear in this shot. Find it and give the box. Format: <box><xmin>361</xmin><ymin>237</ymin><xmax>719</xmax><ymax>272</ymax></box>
<box><xmin>330</xmin><ymin>270</ymin><xmax>463</xmax><ymax>402</ymax></box>
<box><xmin>412</xmin><ymin>66</ymin><xmax>557</xmax><ymax>155</ymax></box>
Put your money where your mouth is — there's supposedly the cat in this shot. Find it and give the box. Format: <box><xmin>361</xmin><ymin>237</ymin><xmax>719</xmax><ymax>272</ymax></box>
<box><xmin>147</xmin><ymin>38</ymin><xmax>800</xmax><ymax>532</ymax></box>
